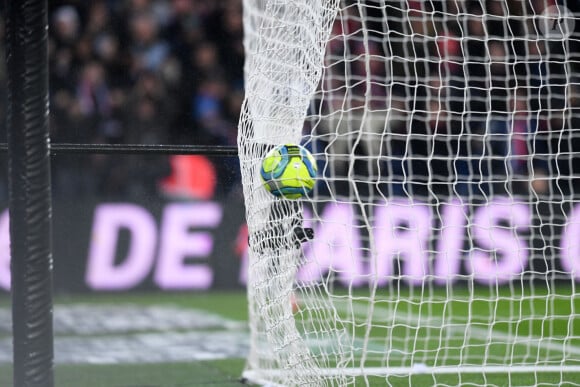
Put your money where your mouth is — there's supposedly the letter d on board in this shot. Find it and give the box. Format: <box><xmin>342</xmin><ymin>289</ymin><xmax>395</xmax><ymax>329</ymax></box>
<box><xmin>86</xmin><ymin>204</ymin><xmax>157</xmax><ymax>290</ymax></box>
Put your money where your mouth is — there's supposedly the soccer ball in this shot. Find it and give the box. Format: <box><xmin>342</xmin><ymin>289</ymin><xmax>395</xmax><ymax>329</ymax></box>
<box><xmin>260</xmin><ymin>144</ymin><xmax>317</xmax><ymax>199</ymax></box>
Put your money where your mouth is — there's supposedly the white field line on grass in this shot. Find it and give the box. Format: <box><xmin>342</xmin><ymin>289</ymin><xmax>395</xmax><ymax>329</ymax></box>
<box><xmin>0</xmin><ymin>304</ymin><xmax>251</xmax><ymax>364</ymax></box>
<box><xmin>244</xmin><ymin>364</ymin><xmax>580</xmax><ymax>380</ymax></box>
<box><xmin>327</xmin><ymin>298</ymin><xmax>580</xmax><ymax>357</ymax></box>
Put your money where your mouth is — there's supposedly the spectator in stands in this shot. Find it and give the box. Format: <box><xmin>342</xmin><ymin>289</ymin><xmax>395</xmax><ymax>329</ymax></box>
<box><xmin>541</xmin><ymin>81</ymin><xmax>580</xmax><ymax>198</ymax></box>
<box><xmin>52</xmin><ymin>5</ymin><xmax>80</xmax><ymax>51</ymax></box>
<box><xmin>207</xmin><ymin>0</ymin><xmax>244</xmax><ymax>88</ymax></box>
<box><xmin>128</xmin><ymin>10</ymin><xmax>170</xmax><ymax>73</ymax></box>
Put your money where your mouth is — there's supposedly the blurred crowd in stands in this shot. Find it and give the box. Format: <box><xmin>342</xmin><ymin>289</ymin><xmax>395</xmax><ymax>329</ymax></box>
<box><xmin>0</xmin><ymin>0</ymin><xmax>579</xmax><ymax>202</ymax></box>
<box><xmin>1</xmin><ymin>0</ymin><xmax>244</xmax><ymax>200</ymax></box>
<box><xmin>313</xmin><ymin>0</ymin><xmax>580</xmax><ymax>200</ymax></box>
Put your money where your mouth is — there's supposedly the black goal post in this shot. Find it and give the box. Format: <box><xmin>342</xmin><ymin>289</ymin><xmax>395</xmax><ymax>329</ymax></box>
<box><xmin>5</xmin><ymin>0</ymin><xmax>54</xmax><ymax>386</ymax></box>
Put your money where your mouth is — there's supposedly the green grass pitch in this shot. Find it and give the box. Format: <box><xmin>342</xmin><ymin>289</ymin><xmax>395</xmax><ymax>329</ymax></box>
<box><xmin>0</xmin><ymin>292</ymin><xmax>250</xmax><ymax>387</ymax></box>
<box><xmin>0</xmin><ymin>287</ymin><xmax>579</xmax><ymax>386</ymax></box>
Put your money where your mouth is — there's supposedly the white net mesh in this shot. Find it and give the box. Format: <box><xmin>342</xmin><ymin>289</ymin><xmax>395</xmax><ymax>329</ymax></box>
<box><xmin>239</xmin><ymin>1</ymin><xmax>580</xmax><ymax>386</ymax></box>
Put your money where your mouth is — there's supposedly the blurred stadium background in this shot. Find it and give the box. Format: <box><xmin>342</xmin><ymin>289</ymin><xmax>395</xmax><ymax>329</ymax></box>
<box><xmin>0</xmin><ymin>0</ymin><xmax>579</xmax><ymax>386</ymax></box>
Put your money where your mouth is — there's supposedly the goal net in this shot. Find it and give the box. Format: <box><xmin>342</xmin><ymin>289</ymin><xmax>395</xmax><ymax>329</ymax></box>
<box><xmin>238</xmin><ymin>0</ymin><xmax>580</xmax><ymax>385</ymax></box>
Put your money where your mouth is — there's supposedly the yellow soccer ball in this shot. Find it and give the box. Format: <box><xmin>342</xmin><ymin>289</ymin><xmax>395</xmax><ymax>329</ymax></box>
<box><xmin>260</xmin><ymin>144</ymin><xmax>317</xmax><ymax>199</ymax></box>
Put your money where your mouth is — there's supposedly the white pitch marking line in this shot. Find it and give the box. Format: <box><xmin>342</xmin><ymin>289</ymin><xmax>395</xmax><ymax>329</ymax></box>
<box><xmin>244</xmin><ymin>364</ymin><xmax>580</xmax><ymax>379</ymax></box>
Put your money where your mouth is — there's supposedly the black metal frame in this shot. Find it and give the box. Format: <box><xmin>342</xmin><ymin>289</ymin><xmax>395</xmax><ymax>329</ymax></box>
<box><xmin>0</xmin><ymin>143</ymin><xmax>239</xmax><ymax>155</ymax></box>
